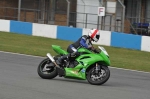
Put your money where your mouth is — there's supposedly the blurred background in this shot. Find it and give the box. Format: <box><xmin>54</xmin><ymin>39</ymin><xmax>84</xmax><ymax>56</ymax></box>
<box><xmin>0</xmin><ymin>0</ymin><xmax>150</xmax><ymax>36</ymax></box>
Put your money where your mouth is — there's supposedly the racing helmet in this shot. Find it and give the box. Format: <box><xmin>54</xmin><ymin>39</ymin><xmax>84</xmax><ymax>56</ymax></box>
<box><xmin>88</xmin><ymin>29</ymin><xmax>100</xmax><ymax>42</ymax></box>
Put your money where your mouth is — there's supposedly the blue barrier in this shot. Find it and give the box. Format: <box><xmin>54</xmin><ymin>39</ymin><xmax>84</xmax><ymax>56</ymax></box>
<box><xmin>10</xmin><ymin>20</ymin><xmax>32</xmax><ymax>35</ymax></box>
<box><xmin>4</xmin><ymin>19</ymin><xmax>147</xmax><ymax>52</ymax></box>
<box><xmin>57</xmin><ymin>26</ymin><xmax>82</xmax><ymax>42</ymax></box>
<box><xmin>111</xmin><ymin>32</ymin><xmax>142</xmax><ymax>50</ymax></box>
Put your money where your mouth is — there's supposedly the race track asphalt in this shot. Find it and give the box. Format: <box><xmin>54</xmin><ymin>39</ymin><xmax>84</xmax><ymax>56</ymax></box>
<box><xmin>0</xmin><ymin>51</ymin><xmax>150</xmax><ymax>99</ymax></box>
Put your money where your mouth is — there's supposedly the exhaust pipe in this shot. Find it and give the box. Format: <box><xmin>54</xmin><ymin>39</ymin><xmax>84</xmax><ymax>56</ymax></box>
<box><xmin>46</xmin><ymin>53</ymin><xmax>59</xmax><ymax>68</ymax></box>
<box><xmin>47</xmin><ymin>53</ymin><xmax>55</xmax><ymax>62</ymax></box>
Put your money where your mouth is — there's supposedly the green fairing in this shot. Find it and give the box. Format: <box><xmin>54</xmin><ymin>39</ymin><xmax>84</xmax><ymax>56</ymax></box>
<box><xmin>52</xmin><ymin>45</ymin><xmax>68</xmax><ymax>55</ymax></box>
<box><xmin>52</xmin><ymin>45</ymin><xmax>110</xmax><ymax>80</ymax></box>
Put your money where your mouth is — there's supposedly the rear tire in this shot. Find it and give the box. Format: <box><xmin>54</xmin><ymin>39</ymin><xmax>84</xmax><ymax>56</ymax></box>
<box><xmin>86</xmin><ymin>66</ymin><xmax>110</xmax><ymax>85</ymax></box>
<box><xmin>37</xmin><ymin>58</ymin><xmax>57</xmax><ymax>79</ymax></box>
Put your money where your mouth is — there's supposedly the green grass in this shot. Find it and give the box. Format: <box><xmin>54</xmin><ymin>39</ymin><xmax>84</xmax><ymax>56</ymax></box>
<box><xmin>0</xmin><ymin>31</ymin><xmax>150</xmax><ymax>72</ymax></box>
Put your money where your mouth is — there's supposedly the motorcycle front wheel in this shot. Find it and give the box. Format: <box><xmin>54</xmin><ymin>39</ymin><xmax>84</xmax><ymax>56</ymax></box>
<box><xmin>37</xmin><ymin>58</ymin><xmax>57</xmax><ymax>79</ymax></box>
<box><xmin>86</xmin><ymin>66</ymin><xmax>110</xmax><ymax>85</ymax></box>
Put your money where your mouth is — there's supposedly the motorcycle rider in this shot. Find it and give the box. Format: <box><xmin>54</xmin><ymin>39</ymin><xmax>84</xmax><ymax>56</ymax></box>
<box><xmin>57</xmin><ymin>28</ymin><xmax>100</xmax><ymax>65</ymax></box>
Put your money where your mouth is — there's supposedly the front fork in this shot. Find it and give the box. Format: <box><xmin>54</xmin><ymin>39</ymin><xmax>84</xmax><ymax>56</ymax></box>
<box><xmin>95</xmin><ymin>63</ymin><xmax>101</xmax><ymax>74</ymax></box>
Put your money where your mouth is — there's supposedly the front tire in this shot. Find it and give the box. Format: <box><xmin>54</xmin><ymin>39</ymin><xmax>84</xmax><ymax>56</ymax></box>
<box><xmin>37</xmin><ymin>58</ymin><xmax>57</xmax><ymax>79</ymax></box>
<box><xmin>86</xmin><ymin>66</ymin><xmax>110</xmax><ymax>85</ymax></box>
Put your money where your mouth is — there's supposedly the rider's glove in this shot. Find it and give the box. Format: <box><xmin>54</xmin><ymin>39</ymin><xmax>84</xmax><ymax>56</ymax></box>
<box><xmin>93</xmin><ymin>48</ymin><xmax>100</xmax><ymax>53</ymax></box>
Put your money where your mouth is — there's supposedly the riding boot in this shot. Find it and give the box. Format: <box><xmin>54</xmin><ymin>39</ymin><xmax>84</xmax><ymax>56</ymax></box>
<box><xmin>57</xmin><ymin>54</ymin><xmax>70</xmax><ymax>64</ymax></box>
<box><xmin>70</xmin><ymin>52</ymin><xmax>80</xmax><ymax>58</ymax></box>
<box><xmin>57</xmin><ymin>52</ymin><xmax>80</xmax><ymax>64</ymax></box>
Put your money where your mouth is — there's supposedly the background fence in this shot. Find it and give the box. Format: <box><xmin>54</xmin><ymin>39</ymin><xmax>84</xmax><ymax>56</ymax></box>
<box><xmin>0</xmin><ymin>0</ymin><xmax>150</xmax><ymax>36</ymax></box>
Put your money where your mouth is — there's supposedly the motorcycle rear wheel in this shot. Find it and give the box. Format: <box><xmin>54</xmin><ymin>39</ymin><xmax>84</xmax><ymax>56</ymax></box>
<box><xmin>37</xmin><ymin>58</ymin><xmax>57</xmax><ymax>79</ymax></box>
<box><xmin>86</xmin><ymin>66</ymin><xmax>110</xmax><ymax>85</ymax></box>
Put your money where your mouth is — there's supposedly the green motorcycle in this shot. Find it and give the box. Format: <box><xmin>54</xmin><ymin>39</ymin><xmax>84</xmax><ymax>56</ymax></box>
<box><xmin>37</xmin><ymin>45</ymin><xmax>110</xmax><ymax>85</ymax></box>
